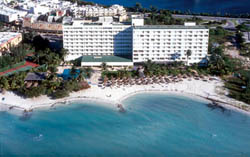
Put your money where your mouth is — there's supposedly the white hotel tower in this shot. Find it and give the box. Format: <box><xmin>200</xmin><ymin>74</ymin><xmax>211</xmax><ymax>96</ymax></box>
<box><xmin>63</xmin><ymin>17</ymin><xmax>133</xmax><ymax>61</ymax></box>
<box><xmin>63</xmin><ymin>16</ymin><xmax>209</xmax><ymax>66</ymax></box>
<box><xmin>133</xmin><ymin>22</ymin><xmax>209</xmax><ymax>64</ymax></box>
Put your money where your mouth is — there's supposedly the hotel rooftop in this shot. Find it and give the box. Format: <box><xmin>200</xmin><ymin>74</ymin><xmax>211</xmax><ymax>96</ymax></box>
<box><xmin>133</xmin><ymin>25</ymin><xmax>208</xmax><ymax>29</ymax></box>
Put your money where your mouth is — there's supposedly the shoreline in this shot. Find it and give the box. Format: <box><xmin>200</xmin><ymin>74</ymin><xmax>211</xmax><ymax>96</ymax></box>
<box><xmin>0</xmin><ymin>79</ymin><xmax>249</xmax><ymax>116</ymax></box>
<box><xmin>2</xmin><ymin>90</ymin><xmax>249</xmax><ymax>116</ymax></box>
<box><xmin>117</xmin><ymin>90</ymin><xmax>250</xmax><ymax>116</ymax></box>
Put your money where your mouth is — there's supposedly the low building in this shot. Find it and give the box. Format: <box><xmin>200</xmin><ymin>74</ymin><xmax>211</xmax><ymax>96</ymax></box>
<box><xmin>23</xmin><ymin>15</ymin><xmax>62</xmax><ymax>33</ymax></box>
<box><xmin>81</xmin><ymin>55</ymin><xmax>133</xmax><ymax>67</ymax></box>
<box><xmin>24</xmin><ymin>72</ymin><xmax>47</xmax><ymax>81</ymax></box>
<box><xmin>0</xmin><ymin>32</ymin><xmax>22</xmax><ymax>52</ymax></box>
<box><xmin>24</xmin><ymin>72</ymin><xmax>47</xmax><ymax>88</ymax></box>
<box><xmin>74</xmin><ymin>4</ymin><xmax>127</xmax><ymax>21</ymax></box>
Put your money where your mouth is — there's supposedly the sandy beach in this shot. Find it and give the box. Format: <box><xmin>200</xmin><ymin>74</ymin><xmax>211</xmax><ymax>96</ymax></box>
<box><xmin>0</xmin><ymin>77</ymin><xmax>249</xmax><ymax>114</ymax></box>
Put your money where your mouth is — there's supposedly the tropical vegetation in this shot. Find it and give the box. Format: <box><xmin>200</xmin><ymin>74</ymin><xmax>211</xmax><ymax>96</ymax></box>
<box><xmin>128</xmin><ymin>2</ymin><xmax>250</xmax><ymax>19</ymax></box>
<box><xmin>0</xmin><ymin>33</ymin><xmax>91</xmax><ymax>99</ymax></box>
<box><xmin>0</xmin><ymin>44</ymin><xmax>33</xmax><ymax>69</ymax></box>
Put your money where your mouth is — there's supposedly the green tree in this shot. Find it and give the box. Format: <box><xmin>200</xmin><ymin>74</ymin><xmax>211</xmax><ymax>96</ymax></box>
<box><xmin>236</xmin><ymin>32</ymin><xmax>245</xmax><ymax>49</ymax></box>
<box><xmin>101</xmin><ymin>62</ymin><xmax>107</xmax><ymax>71</ymax></box>
<box><xmin>134</xmin><ymin>2</ymin><xmax>142</xmax><ymax>12</ymax></box>
<box><xmin>60</xmin><ymin>48</ymin><xmax>68</xmax><ymax>61</ymax></box>
<box><xmin>82</xmin><ymin>67</ymin><xmax>93</xmax><ymax>78</ymax></box>
<box><xmin>48</xmin><ymin>65</ymin><xmax>58</xmax><ymax>74</ymax></box>
<box><xmin>186</xmin><ymin>50</ymin><xmax>192</xmax><ymax>65</ymax></box>
<box><xmin>51</xmin><ymin>89</ymin><xmax>69</xmax><ymax>99</ymax></box>
<box><xmin>77</xmin><ymin>68</ymin><xmax>85</xmax><ymax>81</ymax></box>
<box><xmin>150</xmin><ymin>6</ymin><xmax>158</xmax><ymax>13</ymax></box>
<box><xmin>33</xmin><ymin>35</ymin><xmax>50</xmax><ymax>51</ymax></box>
<box><xmin>70</xmin><ymin>66</ymin><xmax>78</xmax><ymax>78</ymax></box>
<box><xmin>236</xmin><ymin>24</ymin><xmax>250</xmax><ymax>32</ymax></box>
<box><xmin>0</xmin><ymin>77</ymin><xmax>9</xmax><ymax>90</ymax></box>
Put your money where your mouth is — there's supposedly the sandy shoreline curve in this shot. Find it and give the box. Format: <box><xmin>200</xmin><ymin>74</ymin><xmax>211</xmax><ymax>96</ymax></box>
<box><xmin>0</xmin><ymin>78</ymin><xmax>249</xmax><ymax>115</ymax></box>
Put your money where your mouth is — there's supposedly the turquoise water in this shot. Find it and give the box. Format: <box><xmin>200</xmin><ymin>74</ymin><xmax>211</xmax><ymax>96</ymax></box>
<box><xmin>58</xmin><ymin>69</ymin><xmax>86</xmax><ymax>80</ymax></box>
<box><xmin>1</xmin><ymin>93</ymin><xmax>250</xmax><ymax>156</ymax></box>
<box><xmin>85</xmin><ymin>0</ymin><xmax>250</xmax><ymax>14</ymax></box>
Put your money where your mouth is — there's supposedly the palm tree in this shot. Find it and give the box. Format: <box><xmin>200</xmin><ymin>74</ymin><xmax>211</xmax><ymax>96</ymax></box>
<box><xmin>208</xmin><ymin>54</ymin><xmax>226</xmax><ymax>76</ymax></box>
<box><xmin>70</xmin><ymin>66</ymin><xmax>78</xmax><ymax>78</ymax></box>
<box><xmin>186</xmin><ymin>50</ymin><xmax>192</xmax><ymax>66</ymax></box>
<box><xmin>48</xmin><ymin>65</ymin><xmax>58</xmax><ymax>74</ymax></box>
<box><xmin>10</xmin><ymin>80</ymin><xmax>17</xmax><ymax>89</ymax></box>
<box><xmin>60</xmin><ymin>48</ymin><xmax>68</xmax><ymax>62</ymax></box>
<box><xmin>135</xmin><ymin>2</ymin><xmax>142</xmax><ymax>12</ymax></box>
<box><xmin>77</xmin><ymin>68</ymin><xmax>85</xmax><ymax>81</ymax></box>
<box><xmin>101</xmin><ymin>62</ymin><xmax>107</xmax><ymax>71</ymax></box>
<box><xmin>0</xmin><ymin>77</ymin><xmax>9</xmax><ymax>90</ymax></box>
<box><xmin>144</xmin><ymin>60</ymin><xmax>157</xmax><ymax>76</ymax></box>
<box><xmin>83</xmin><ymin>67</ymin><xmax>93</xmax><ymax>78</ymax></box>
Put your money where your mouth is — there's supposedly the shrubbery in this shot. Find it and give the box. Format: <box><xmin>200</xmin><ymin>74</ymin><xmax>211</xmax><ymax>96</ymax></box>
<box><xmin>51</xmin><ymin>89</ymin><xmax>69</xmax><ymax>99</ymax></box>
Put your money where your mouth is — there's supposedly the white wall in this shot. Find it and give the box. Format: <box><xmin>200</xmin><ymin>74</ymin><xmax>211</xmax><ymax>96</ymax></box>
<box><xmin>63</xmin><ymin>23</ymin><xmax>133</xmax><ymax>61</ymax></box>
<box><xmin>81</xmin><ymin>62</ymin><xmax>133</xmax><ymax>66</ymax></box>
<box><xmin>133</xmin><ymin>28</ymin><xmax>209</xmax><ymax>64</ymax></box>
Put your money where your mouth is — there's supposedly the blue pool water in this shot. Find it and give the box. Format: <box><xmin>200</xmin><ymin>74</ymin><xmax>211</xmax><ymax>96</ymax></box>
<box><xmin>58</xmin><ymin>69</ymin><xmax>87</xmax><ymax>80</ymax></box>
<box><xmin>0</xmin><ymin>93</ymin><xmax>250</xmax><ymax>156</ymax></box>
<box><xmin>84</xmin><ymin>0</ymin><xmax>250</xmax><ymax>15</ymax></box>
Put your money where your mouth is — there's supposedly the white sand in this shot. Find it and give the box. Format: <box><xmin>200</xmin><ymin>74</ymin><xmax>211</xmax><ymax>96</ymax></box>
<box><xmin>0</xmin><ymin>77</ymin><xmax>249</xmax><ymax>114</ymax></box>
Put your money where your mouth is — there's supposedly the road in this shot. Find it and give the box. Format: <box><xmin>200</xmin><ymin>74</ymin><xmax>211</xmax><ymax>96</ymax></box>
<box><xmin>173</xmin><ymin>14</ymin><xmax>250</xmax><ymax>22</ymax></box>
<box><xmin>172</xmin><ymin>14</ymin><xmax>250</xmax><ymax>30</ymax></box>
<box><xmin>222</xmin><ymin>20</ymin><xmax>236</xmax><ymax>30</ymax></box>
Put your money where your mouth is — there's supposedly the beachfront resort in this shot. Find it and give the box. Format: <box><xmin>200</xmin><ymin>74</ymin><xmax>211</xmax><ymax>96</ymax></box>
<box><xmin>0</xmin><ymin>0</ymin><xmax>249</xmax><ymax>118</ymax></box>
<box><xmin>63</xmin><ymin>15</ymin><xmax>209</xmax><ymax>65</ymax></box>
<box><xmin>0</xmin><ymin>2</ymin><xmax>249</xmax><ymax>113</ymax></box>
<box><xmin>0</xmin><ymin>13</ymin><xmax>217</xmax><ymax>110</ymax></box>
<box><xmin>1</xmin><ymin>0</ymin><xmax>250</xmax><ymax>156</ymax></box>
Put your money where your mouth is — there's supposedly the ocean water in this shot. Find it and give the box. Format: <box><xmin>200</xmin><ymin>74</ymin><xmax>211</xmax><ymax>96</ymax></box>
<box><xmin>84</xmin><ymin>0</ymin><xmax>250</xmax><ymax>14</ymax></box>
<box><xmin>0</xmin><ymin>93</ymin><xmax>250</xmax><ymax>156</ymax></box>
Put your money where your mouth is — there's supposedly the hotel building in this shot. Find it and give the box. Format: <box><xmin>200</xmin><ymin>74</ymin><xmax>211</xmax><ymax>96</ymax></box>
<box><xmin>63</xmin><ymin>16</ymin><xmax>209</xmax><ymax>66</ymax></box>
<box><xmin>133</xmin><ymin>23</ymin><xmax>209</xmax><ymax>64</ymax></box>
<box><xmin>63</xmin><ymin>17</ymin><xmax>133</xmax><ymax>62</ymax></box>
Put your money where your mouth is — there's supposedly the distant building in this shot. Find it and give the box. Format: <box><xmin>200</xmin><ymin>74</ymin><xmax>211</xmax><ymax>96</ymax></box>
<box><xmin>23</xmin><ymin>15</ymin><xmax>62</xmax><ymax>33</ymax></box>
<box><xmin>0</xmin><ymin>5</ymin><xmax>27</xmax><ymax>22</ymax></box>
<box><xmin>17</xmin><ymin>0</ymin><xmax>127</xmax><ymax>21</ymax></box>
<box><xmin>77</xmin><ymin>5</ymin><xmax>127</xmax><ymax>22</ymax></box>
<box><xmin>18</xmin><ymin>0</ymin><xmax>72</xmax><ymax>15</ymax></box>
<box><xmin>0</xmin><ymin>32</ymin><xmax>22</xmax><ymax>53</ymax></box>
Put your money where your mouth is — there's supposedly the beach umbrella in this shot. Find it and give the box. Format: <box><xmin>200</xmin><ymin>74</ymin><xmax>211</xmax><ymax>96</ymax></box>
<box><xmin>33</xmin><ymin>82</ymin><xmax>39</xmax><ymax>87</ymax></box>
<box><xmin>182</xmin><ymin>74</ymin><xmax>187</xmax><ymax>78</ymax></box>
<box><xmin>187</xmin><ymin>73</ymin><xmax>191</xmax><ymax>77</ymax></box>
<box><xmin>26</xmin><ymin>82</ymin><xmax>32</xmax><ymax>88</ymax></box>
<box><xmin>209</xmin><ymin>77</ymin><xmax>214</xmax><ymax>81</ymax></box>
